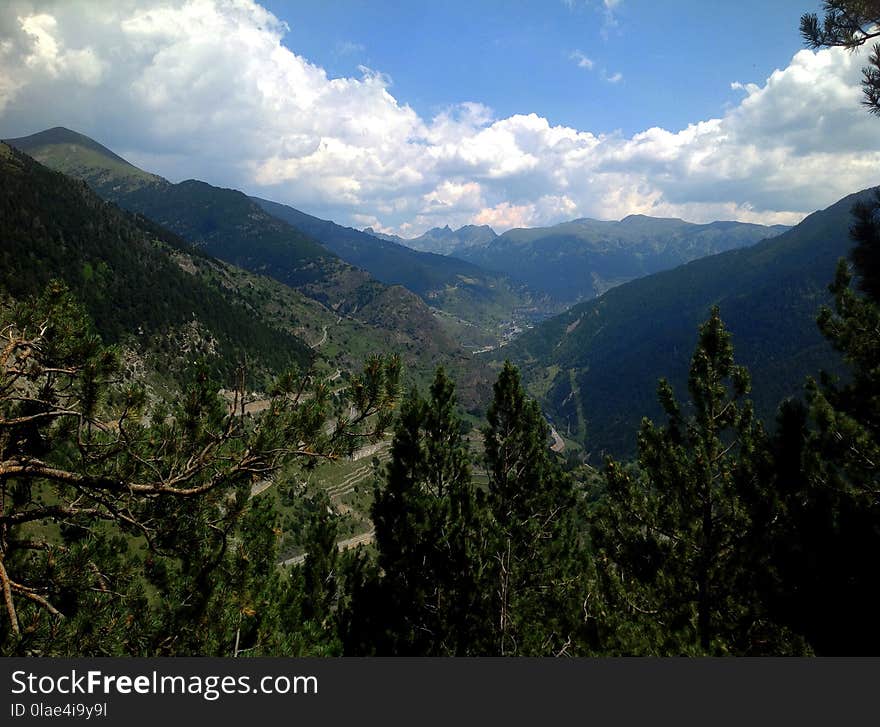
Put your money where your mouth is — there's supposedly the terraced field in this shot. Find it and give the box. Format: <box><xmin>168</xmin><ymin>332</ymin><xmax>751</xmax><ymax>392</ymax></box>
<box><xmin>267</xmin><ymin>438</ymin><xmax>393</xmax><ymax>565</ymax></box>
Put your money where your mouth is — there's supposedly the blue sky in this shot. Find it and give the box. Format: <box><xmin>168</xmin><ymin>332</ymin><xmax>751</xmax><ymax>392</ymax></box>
<box><xmin>1</xmin><ymin>0</ymin><xmax>876</xmax><ymax>235</ymax></box>
<box><xmin>262</xmin><ymin>0</ymin><xmax>820</xmax><ymax>136</ymax></box>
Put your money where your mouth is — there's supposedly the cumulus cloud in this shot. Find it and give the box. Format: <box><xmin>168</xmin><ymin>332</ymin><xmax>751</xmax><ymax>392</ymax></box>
<box><xmin>1</xmin><ymin>0</ymin><xmax>879</xmax><ymax>235</ymax></box>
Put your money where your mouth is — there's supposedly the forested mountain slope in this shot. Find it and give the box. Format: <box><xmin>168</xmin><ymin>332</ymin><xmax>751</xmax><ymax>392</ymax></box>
<box><xmin>502</xmin><ymin>190</ymin><xmax>866</xmax><ymax>458</ymax></box>
<box><xmin>4</xmin><ymin>126</ymin><xmax>163</xmax><ymax>194</ymax></box>
<box><xmin>0</xmin><ymin>141</ymin><xmax>310</xmax><ymax>382</ymax></box>
<box><xmin>6</xmin><ymin>128</ymin><xmax>489</xmax><ymax>385</ymax></box>
<box><xmin>8</xmin><ymin>128</ymin><xmax>350</xmax><ymax>293</ymax></box>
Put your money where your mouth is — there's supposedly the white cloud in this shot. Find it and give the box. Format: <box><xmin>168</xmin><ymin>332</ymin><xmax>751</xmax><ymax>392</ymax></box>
<box><xmin>730</xmin><ymin>81</ymin><xmax>760</xmax><ymax>95</ymax></box>
<box><xmin>570</xmin><ymin>49</ymin><xmax>594</xmax><ymax>70</ymax></box>
<box><xmin>599</xmin><ymin>0</ymin><xmax>621</xmax><ymax>39</ymax></box>
<box><xmin>0</xmin><ymin>39</ymin><xmax>25</xmax><ymax>112</ymax></box>
<box><xmin>570</xmin><ymin>49</ymin><xmax>621</xmax><ymax>86</ymax></box>
<box><xmin>473</xmin><ymin>201</ymin><xmax>535</xmax><ymax>229</ymax></box>
<box><xmin>601</xmin><ymin>69</ymin><xmax>623</xmax><ymax>83</ymax></box>
<box><xmin>18</xmin><ymin>12</ymin><xmax>105</xmax><ymax>85</ymax></box>
<box><xmin>422</xmin><ymin>181</ymin><xmax>484</xmax><ymax>211</ymax></box>
<box><xmin>1</xmin><ymin>0</ymin><xmax>879</xmax><ymax>236</ymax></box>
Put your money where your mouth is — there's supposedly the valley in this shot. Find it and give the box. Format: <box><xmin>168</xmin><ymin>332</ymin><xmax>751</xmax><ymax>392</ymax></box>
<box><xmin>2</xmin><ymin>126</ymin><xmax>863</xmax><ymax>576</ymax></box>
<box><xmin>2</xmin><ymin>0</ymin><xmax>879</xmax><ymax>660</ymax></box>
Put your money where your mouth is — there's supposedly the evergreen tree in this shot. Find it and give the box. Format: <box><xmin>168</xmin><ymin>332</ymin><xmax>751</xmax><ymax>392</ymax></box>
<box><xmin>299</xmin><ymin>491</ymin><xmax>340</xmax><ymax>627</ymax></box>
<box><xmin>756</xmin><ymin>10</ymin><xmax>880</xmax><ymax>653</ymax></box>
<box><xmin>811</xmin><ymin>260</ymin><xmax>880</xmax><ymax>500</ymax></box>
<box><xmin>367</xmin><ymin>367</ymin><xmax>488</xmax><ymax>655</ymax></box>
<box><xmin>337</xmin><ymin>547</ymin><xmax>385</xmax><ymax>655</ymax></box>
<box><xmin>0</xmin><ymin>282</ymin><xmax>400</xmax><ymax>655</ymax></box>
<box><xmin>595</xmin><ymin>308</ymin><xmax>798</xmax><ymax>654</ymax></box>
<box><xmin>369</xmin><ymin>385</ymin><xmax>437</xmax><ymax>653</ymax></box>
<box><xmin>763</xmin><ymin>258</ymin><xmax>880</xmax><ymax>654</ymax></box>
<box><xmin>278</xmin><ymin>491</ymin><xmax>344</xmax><ymax>656</ymax></box>
<box><xmin>801</xmin><ymin>1</ymin><xmax>880</xmax><ymax>114</ymax></box>
<box><xmin>483</xmin><ymin>362</ymin><xmax>585</xmax><ymax>656</ymax></box>
<box><xmin>425</xmin><ymin>370</ymin><xmax>491</xmax><ymax>655</ymax></box>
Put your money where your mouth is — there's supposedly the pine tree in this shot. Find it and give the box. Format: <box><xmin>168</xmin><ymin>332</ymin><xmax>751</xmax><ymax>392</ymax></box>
<box><xmin>299</xmin><ymin>491</ymin><xmax>340</xmax><ymax>627</ymax></box>
<box><xmin>278</xmin><ymin>491</ymin><xmax>344</xmax><ymax>656</ymax></box>
<box><xmin>424</xmin><ymin>369</ymin><xmax>490</xmax><ymax>655</ymax></box>
<box><xmin>762</xmin><ymin>256</ymin><xmax>880</xmax><ymax>654</ymax></box>
<box><xmin>595</xmin><ymin>308</ymin><xmax>795</xmax><ymax>654</ymax></box>
<box><xmin>483</xmin><ymin>362</ymin><xmax>584</xmax><ymax>656</ymax></box>
<box><xmin>369</xmin><ymin>385</ymin><xmax>436</xmax><ymax>653</ymax></box>
<box><xmin>741</xmin><ymin>1</ymin><xmax>880</xmax><ymax>655</ymax></box>
<box><xmin>367</xmin><ymin>367</ymin><xmax>488</xmax><ymax>655</ymax></box>
<box><xmin>800</xmin><ymin>1</ymin><xmax>880</xmax><ymax>114</ymax></box>
<box><xmin>0</xmin><ymin>282</ymin><xmax>400</xmax><ymax>655</ymax></box>
<box><xmin>337</xmin><ymin>548</ymin><xmax>385</xmax><ymax>655</ymax></box>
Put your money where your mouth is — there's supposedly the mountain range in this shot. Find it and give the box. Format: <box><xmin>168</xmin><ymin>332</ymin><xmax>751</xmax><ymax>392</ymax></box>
<box><xmin>8</xmin><ymin>128</ymin><xmax>556</xmax><ymax>352</ymax></box>
<box><xmin>0</xmin><ymin>141</ymin><xmax>309</xmax><ymax>385</ymax></box>
<box><xmin>4</xmin><ymin>125</ymin><xmax>863</xmax><ymax>454</ymax></box>
<box><xmin>253</xmin><ymin>198</ymin><xmax>552</xmax><ymax>349</ymax></box>
<box><xmin>452</xmin><ymin>215</ymin><xmax>790</xmax><ymax>305</ymax></box>
<box><xmin>501</xmin><ymin>190</ymin><xmax>863</xmax><ymax>458</ymax></box>
<box><xmin>366</xmin><ymin>224</ymin><xmax>498</xmax><ymax>255</ymax></box>
<box><xmin>367</xmin><ymin>214</ymin><xmax>788</xmax><ymax>308</ymax></box>
<box><xmin>3</xmin><ymin>128</ymin><xmax>491</xmax><ymax>403</ymax></box>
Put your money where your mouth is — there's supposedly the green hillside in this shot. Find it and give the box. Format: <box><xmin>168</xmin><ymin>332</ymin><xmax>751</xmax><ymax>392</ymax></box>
<box><xmin>119</xmin><ymin>180</ymin><xmax>348</xmax><ymax>291</ymax></box>
<box><xmin>7</xmin><ymin>128</ymin><xmax>386</xmax><ymax>309</ymax></box>
<box><xmin>4</xmin><ymin>128</ymin><xmax>490</xmax><ymax>405</ymax></box>
<box><xmin>6</xmin><ymin>126</ymin><xmax>163</xmax><ymax>194</ymax></box>
<box><xmin>501</xmin><ymin>190</ymin><xmax>866</xmax><ymax>458</ymax></box>
<box><xmin>7</xmin><ymin>131</ymin><xmax>460</xmax><ymax>332</ymax></box>
<box><xmin>0</xmin><ymin>142</ymin><xmax>310</xmax><ymax>383</ymax></box>
<box><xmin>171</xmin><ymin>251</ymin><xmax>489</xmax><ymax>404</ymax></box>
<box><xmin>457</xmin><ymin>215</ymin><xmax>789</xmax><ymax>305</ymax></box>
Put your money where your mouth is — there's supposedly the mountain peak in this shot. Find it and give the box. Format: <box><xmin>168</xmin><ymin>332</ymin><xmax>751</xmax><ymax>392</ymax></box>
<box><xmin>6</xmin><ymin>126</ymin><xmax>163</xmax><ymax>193</ymax></box>
<box><xmin>8</xmin><ymin>127</ymin><xmax>134</xmax><ymax>168</ymax></box>
<box><xmin>620</xmin><ymin>213</ymin><xmax>684</xmax><ymax>224</ymax></box>
<box><xmin>456</xmin><ymin>224</ymin><xmax>497</xmax><ymax>237</ymax></box>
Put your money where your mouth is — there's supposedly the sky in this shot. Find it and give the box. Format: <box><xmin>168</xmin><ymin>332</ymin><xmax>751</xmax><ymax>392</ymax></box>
<box><xmin>1</xmin><ymin>0</ymin><xmax>877</xmax><ymax>236</ymax></box>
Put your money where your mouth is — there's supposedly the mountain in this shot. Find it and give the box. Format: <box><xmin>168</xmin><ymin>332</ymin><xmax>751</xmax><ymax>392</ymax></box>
<box><xmin>9</xmin><ymin>128</ymin><xmax>544</xmax><ymax>351</ymax></box>
<box><xmin>7</xmin><ymin>128</ymin><xmax>384</xmax><ymax>300</ymax></box>
<box><xmin>455</xmin><ymin>215</ymin><xmax>790</xmax><ymax>306</ymax></box>
<box><xmin>0</xmin><ymin>141</ymin><xmax>310</xmax><ymax>383</ymax></box>
<box><xmin>366</xmin><ymin>224</ymin><xmax>498</xmax><ymax>255</ymax></box>
<box><xmin>253</xmin><ymin>198</ymin><xmax>552</xmax><ymax>348</ymax></box>
<box><xmin>5</xmin><ymin>126</ymin><xmax>163</xmax><ymax>194</ymax></box>
<box><xmin>186</xmin><ymin>251</ymin><xmax>489</xmax><ymax>405</ymax></box>
<box><xmin>501</xmin><ymin>190</ymin><xmax>865</xmax><ymax>459</ymax></box>
<box><xmin>4</xmin><ymin>128</ymin><xmax>484</xmax><ymax>390</ymax></box>
<box><xmin>9</xmin><ymin>128</ymin><xmax>366</xmax><ymax>297</ymax></box>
